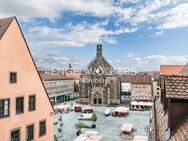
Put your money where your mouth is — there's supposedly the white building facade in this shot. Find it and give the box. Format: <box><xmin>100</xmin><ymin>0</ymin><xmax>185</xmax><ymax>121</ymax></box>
<box><xmin>40</xmin><ymin>72</ymin><xmax>74</xmax><ymax>104</ymax></box>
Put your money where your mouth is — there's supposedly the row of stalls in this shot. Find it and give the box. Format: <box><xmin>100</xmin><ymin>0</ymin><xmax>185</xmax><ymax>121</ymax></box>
<box><xmin>130</xmin><ymin>101</ymin><xmax>153</xmax><ymax>111</ymax></box>
<box><xmin>74</xmin><ymin>126</ymin><xmax>147</xmax><ymax>141</ymax></box>
<box><xmin>112</xmin><ymin>107</ymin><xmax>148</xmax><ymax>140</ymax></box>
<box><xmin>120</xmin><ymin>123</ymin><xmax>148</xmax><ymax>141</ymax></box>
<box><xmin>54</xmin><ymin>104</ymin><xmax>71</xmax><ymax>113</ymax></box>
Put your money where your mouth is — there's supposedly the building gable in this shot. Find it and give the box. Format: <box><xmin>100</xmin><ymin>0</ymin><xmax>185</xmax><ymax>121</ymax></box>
<box><xmin>0</xmin><ymin>17</ymin><xmax>53</xmax><ymax>140</ymax></box>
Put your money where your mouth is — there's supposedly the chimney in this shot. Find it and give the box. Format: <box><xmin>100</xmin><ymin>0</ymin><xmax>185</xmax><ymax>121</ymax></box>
<box><xmin>96</xmin><ymin>44</ymin><xmax>102</xmax><ymax>57</ymax></box>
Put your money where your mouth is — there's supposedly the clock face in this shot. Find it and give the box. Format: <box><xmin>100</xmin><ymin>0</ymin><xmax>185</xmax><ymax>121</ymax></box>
<box><xmin>95</xmin><ymin>67</ymin><xmax>103</xmax><ymax>76</ymax></box>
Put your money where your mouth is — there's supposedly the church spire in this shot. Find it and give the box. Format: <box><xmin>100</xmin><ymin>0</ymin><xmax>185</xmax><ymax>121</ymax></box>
<box><xmin>96</xmin><ymin>44</ymin><xmax>102</xmax><ymax>57</ymax></box>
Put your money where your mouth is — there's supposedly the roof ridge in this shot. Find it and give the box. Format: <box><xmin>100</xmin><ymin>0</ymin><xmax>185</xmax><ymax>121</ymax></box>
<box><xmin>0</xmin><ymin>16</ymin><xmax>15</xmax><ymax>40</ymax></box>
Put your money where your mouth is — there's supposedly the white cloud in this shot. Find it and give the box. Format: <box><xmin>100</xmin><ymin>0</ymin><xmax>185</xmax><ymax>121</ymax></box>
<box><xmin>0</xmin><ymin>0</ymin><xmax>133</xmax><ymax>21</ymax></box>
<box><xmin>0</xmin><ymin>0</ymin><xmax>186</xmax><ymax>29</ymax></box>
<box><xmin>27</xmin><ymin>21</ymin><xmax>136</xmax><ymax>47</ymax></box>
<box><xmin>157</xmin><ymin>3</ymin><xmax>188</xmax><ymax>29</ymax></box>
<box><xmin>32</xmin><ymin>50</ymin><xmax>84</xmax><ymax>68</ymax></box>
<box><xmin>114</xmin><ymin>53</ymin><xmax>188</xmax><ymax>71</ymax></box>
<box><xmin>152</xmin><ymin>30</ymin><xmax>164</xmax><ymax>36</ymax></box>
<box><xmin>1</xmin><ymin>0</ymin><xmax>187</xmax><ymax>48</ymax></box>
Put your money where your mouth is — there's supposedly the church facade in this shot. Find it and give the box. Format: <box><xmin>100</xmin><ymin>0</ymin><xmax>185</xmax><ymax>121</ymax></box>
<box><xmin>79</xmin><ymin>44</ymin><xmax>120</xmax><ymax>105</ymax></box>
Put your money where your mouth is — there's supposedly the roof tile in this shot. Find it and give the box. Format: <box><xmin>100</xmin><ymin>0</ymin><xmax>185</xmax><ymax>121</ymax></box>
<box><xmin>0</xmin><ymin>17</ymin><xmax>15</xmax><ymax>39</ymax></box>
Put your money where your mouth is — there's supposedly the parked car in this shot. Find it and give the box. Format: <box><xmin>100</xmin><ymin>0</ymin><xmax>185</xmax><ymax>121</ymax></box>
<box><xmin>75</xmin><ymin>106</ymin><xmax>82</xmax><ymax>112</ymax></box>
<box><xmin>104</xmin><ymin>108</ymin><xmax>111</xmax><ymax>116</ymax></box>
<box><xmin>78</xmin><ymin>113</ymin><xmax>93</xmax><ymax>120</ymax></box>
<box><xmin>83</xmin><ymin>107</ymin><xmax>93</xmax><ymax>113</ymax></box>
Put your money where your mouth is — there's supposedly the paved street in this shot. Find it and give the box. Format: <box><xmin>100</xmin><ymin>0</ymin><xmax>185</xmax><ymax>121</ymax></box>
<box><xmin>54</xmin><ymin>99</ymin><xmax>150</xmax><ymax>141</ymax></box>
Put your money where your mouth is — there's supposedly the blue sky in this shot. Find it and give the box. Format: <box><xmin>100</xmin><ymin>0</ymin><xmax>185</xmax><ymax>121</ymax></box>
<box><xmin>1</xmin><ymin>0</ymin><xmax>188</xmax><ymax>71</ymax></box>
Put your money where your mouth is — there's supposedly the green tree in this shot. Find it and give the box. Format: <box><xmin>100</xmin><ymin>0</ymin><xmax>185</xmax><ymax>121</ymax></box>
<box><xmin>74</xmin><ymin>81</ymin><xmax>79</xmax><ymax>93</ymax></box>
<box><xmin>91</xmin><ymin>113</ymin><xmax>97</xmax><ymax>124</ymax></box>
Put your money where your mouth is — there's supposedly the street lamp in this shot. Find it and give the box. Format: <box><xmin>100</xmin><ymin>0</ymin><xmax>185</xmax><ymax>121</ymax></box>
<box><xmin>71</xmin><ymin>100</ymin><xmax>73</xmax><ymax>111</ymax></box>
<box><xmin>144</xmin><ymin>125</ymin><xmax>149</xmax><ymax>136</ymax></box>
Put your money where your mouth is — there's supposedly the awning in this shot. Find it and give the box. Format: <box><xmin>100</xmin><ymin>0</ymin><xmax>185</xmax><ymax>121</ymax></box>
<box><xmin>64</xmin><ymin>93</ymin><xmax>70</xmax><ymax>97</ymax></box>
<box><xmin>73</xmin><ymin>131</ymin><xmax>103</xmax><ymax>141</ymax></box>
<box><xmin>131</xmin><ymin>101</ymin><xmax>153</xmax><ymax>107</ymax></box>
<box><xmin>54</xmin><ymin>104</ymin><xmax>70</xmax><ymax>109</ymax></box>
<box><xmin>138</xmin><ymin>102</ymin><xmax>145</xmax><ymax>106</ymax></box>
<box><xmin>114</xmin><ymin>107</ymin><xmax>129</xmax><ymax>113</ymax></box>
<box><xmin>121</xmin><ymin>123</ymin><xmax>133</xmax><ymax>133</ymax></box>
<box><xmin>133</xmin><ymin>135</ymin><xmax>148</xmax><ymax>141</ymax></box>
<box><xmin>144</xmin><ymin>102</ymin><xmax>153</xmax><ymax>106</ymax></box>
<box><xmin>131</xmin><ymin>101</ymin><xmax>139</xmax><ymax>105</ymax></box>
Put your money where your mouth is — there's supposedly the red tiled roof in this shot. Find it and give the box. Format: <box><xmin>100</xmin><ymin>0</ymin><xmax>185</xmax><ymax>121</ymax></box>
<box><xmin>160</xmin><ymin>65</ymin><xmax>184</xmax><ymax>75</ymax></box>
<box><xmin>155</xmin><ymin>98</ymin><xmax>188</xmax><ymax>141</ymax></box>
<box><xmin>0</xmin><ymin>16</ymin><xmax>15</xmax><ymax>39</ymax></box>
<box><xmin>131</xmin><ymin>75</ymin><xmax>152</xmax><ymax>84</ymax></box>
<box><xmin>64</xmin><ymin>71</ymin><xmax>80</xmax><ymax>80</ymax></box>
<box><xmin>39</xmin><ymin>72</ymin><xmax>74</xmax><ymax>81</ymax></box>
<box><xmin>119</xmin><ymin>75</ymin><xmax>132</xmax><ymax>82</ymax></box>
<box><xmin>165</xmin><ymin>75</ymin><xmax>188</xmax><ymax>99</ymax></box>
<box><xmin>155</xmin><ymin>98</ymin><xmax>168</xmax><ymax>141</ymax></box>
<box><xmin>169</xmin><ymin>119</ymin><xmax>188</xmax><ymax>141</ymax></box>
<box><xmin>120</xmin><ymin>74</ymin><xmax>152</xmax><ymax>84</ymax></box>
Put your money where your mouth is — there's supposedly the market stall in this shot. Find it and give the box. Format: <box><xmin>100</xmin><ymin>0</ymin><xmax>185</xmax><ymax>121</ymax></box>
<box><xmin>133</xmin><ymin>135</ymin><xmax>148</xmax><ymax>141</ymax></box>
<box><xmin>130</xmin><ymin>101</ymin><xmax>153</xmax><ymax>111</ymax></box>
<box><xmin>112</xmin><ymin>107</ymin><xmax>129</xmax><ymax>117</ymax></box>
<box><xmin>73</xmin><ymin>131</ymin><xmax>103</xmax><ymax>141</ymax></box>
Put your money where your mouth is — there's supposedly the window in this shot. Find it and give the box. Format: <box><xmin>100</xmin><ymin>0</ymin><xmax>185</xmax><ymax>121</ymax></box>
<box><xmin>0</xmin><ymin>99</ymin><xmax>10</xmax><ymax>118</ymax></box>
<box><xmin>16</xmin><ymin>97</ymin><xmax>24</xmax><ymax>114</ymax></box>
<box><xmin>26</xmin><ymin>124</ymin><xmax>34</xmax><ymax>141</ymax></box>
<box><xmin>11</xmin><ymin>128</ymin><xmax>20</xmax><ymax>141</ymax></box>
<box><xmin>10</xmin><ymin>72</ymin><xmax>17</xmax><ymax>83</ymax></box>
<box><xmin>39</xmin><ymin>120</ymin><xmax>46</xmax><ymax>136</ymax></box>
<box><xmin>29</xmin><ymin>96</ymin><xmax>36</xmax><ymax>111</ymax></box>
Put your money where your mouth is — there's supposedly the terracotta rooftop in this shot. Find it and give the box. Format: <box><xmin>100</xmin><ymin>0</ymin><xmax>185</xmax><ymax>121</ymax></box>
<box><xmin>160</xmin><ymin>65</ymin><xmax>184</xmax><ymax>75</ymax></box>
<box><xmin>0</xmin><ymin>16</ymin><xmax>15</xmax><ymax>39</ymax></box>
<box><xmin>155</xmin><ymin>98</ymin><xmax>188</xmax><ymax>141</ymax></box>
<box><xmin>39</xmin><ymin>72</ymin><xmax>74</xmax><ymax>81</ymax></box>
<box><xmin>120</xmin><ymin>74</ymin><xmax>152</xmax><ymax>84</ymax></box>
<box><xmin>155</xmin><ymin>98</ymin><xmax>168</xmax><ymax>141</ymax></box>
<box><xmin>169</xmin><ymin>119</ymin><xmax>188</xmax><ymax>141</ymax></box>
<box><xmin>64</xmin><ymin>71</ymin><xmax>80</xmax><ymax>80</ymax></box>
<box><xmin>119</xmin><ymin>75</ymin><xmax>132</xmax><ymax>82</ymax></box>
<box><xmin>165</xmin><ymin>75</ymin><xmax>188</xmax><ymax>99</ymax></box>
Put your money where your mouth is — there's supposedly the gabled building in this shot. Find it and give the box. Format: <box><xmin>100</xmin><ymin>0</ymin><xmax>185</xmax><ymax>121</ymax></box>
<box><xmin>79</xmin><ymin>44</ymin><xmax>120</xmax><ymax>105</ymax></box>
<box><xmin>120</xmin><ymin>74</ymin><xmax>152</xmax><ymax>101</ymax></box>
<box><xmin>0</xmin><ymin>17</ymin><xmax>54</xmax><ymax>141</ymax></box>
<box><xmin>151</xmin><ymin>64</ymin><xmax>188</xmax><ymax>141</ymax></box>
<box><xmin>131</xmin><ymin>75</ymin><xmax>152</xmax><ymax>101</ymax></box>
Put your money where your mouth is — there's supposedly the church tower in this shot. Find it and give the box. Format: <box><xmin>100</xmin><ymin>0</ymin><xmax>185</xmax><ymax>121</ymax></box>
<box><xmin>96</xmin><ymin>44</ymin><xmax>102</xmax><ymax>57</ymax></box>
<box><xmin>80</xmin><ymin>44</ymin><xmax>120</xmax><ymax>105</ymax></box>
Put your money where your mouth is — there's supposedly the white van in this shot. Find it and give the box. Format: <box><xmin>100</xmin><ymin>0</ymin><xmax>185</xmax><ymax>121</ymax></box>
<box><xmin>78</xmin><ymin>113</ymin><xmax>93</xmax><ymax>120</ymax></box>
<box><xmin>104</xmin><ymin>108</ymin><xmax>111</xmax><ymax>116</ymax></box>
